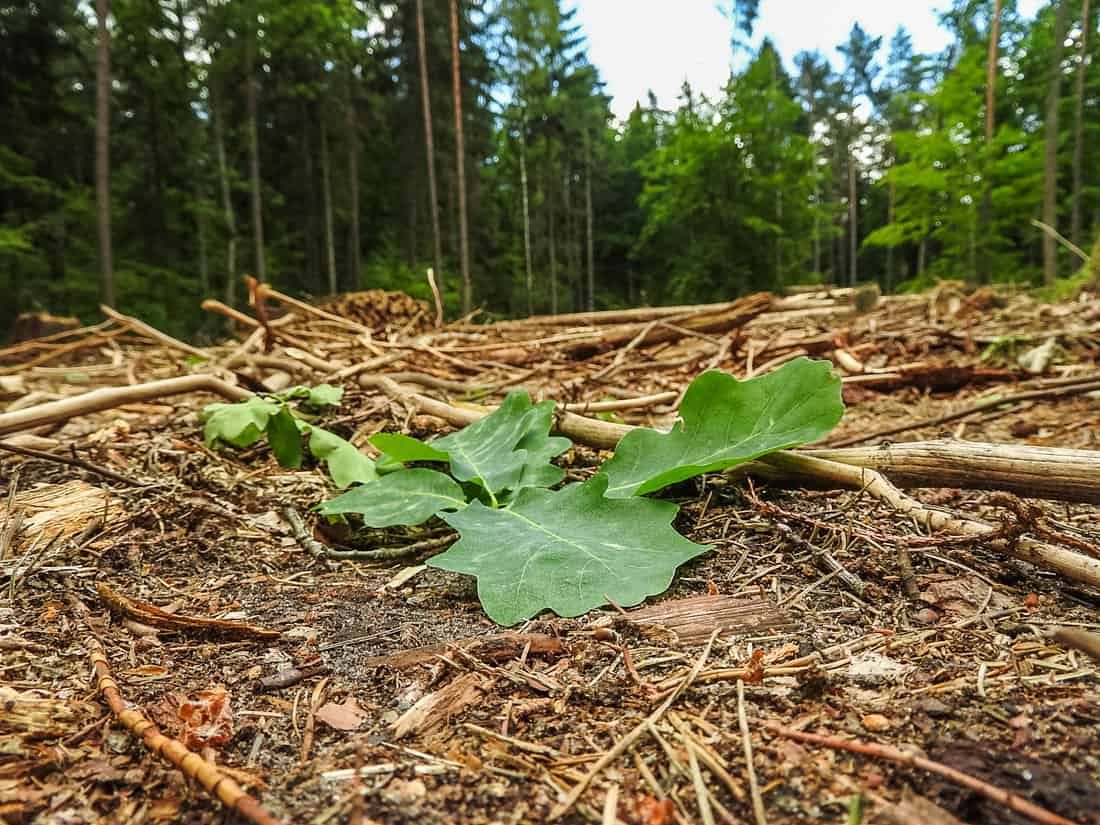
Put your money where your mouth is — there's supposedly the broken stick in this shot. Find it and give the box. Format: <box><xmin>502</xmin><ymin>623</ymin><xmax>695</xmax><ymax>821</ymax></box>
<box><xmin>0</xmin><ymin>375</ymin><xmax>251</xmax><ymax>437</ymax></box>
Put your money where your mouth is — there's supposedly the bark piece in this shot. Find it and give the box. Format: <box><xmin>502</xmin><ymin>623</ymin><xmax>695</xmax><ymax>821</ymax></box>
<box><xmin>392</xmin><ymin>672</ymin><xmax>492</xmax><ymax>739</ymax></box>
<box><xmin>619</xmin><ymin>595</ymin><xmax>796</xmax><ymax>645</ymax></box>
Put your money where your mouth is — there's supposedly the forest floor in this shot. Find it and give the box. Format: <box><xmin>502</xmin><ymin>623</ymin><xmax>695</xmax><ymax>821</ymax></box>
<box><xmin>2</xmin><ymin>282</ymin><xmax>1100</xmax><ymax>825</ymax></box>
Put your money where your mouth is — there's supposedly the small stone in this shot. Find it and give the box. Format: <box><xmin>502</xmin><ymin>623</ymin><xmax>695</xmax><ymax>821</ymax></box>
<box><xmin>917</xmin><ymin>698</ymin><xmax>951</xmax><ymax>718</ymax></box>
<box><xmin>860</xmin><ymin>713</ymin><xmax>891</xmax><ymax>732</ymax></box>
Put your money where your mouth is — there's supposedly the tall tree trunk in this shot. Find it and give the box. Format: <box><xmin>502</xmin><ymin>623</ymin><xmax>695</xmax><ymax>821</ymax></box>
<box><xmin>1043</xmin><ymin>0</ymin><xmax>1069</xmax><ymax>285</ymax></box>
<box><xmin>564</xmin><ymin>164</ymin><xmax>581</xmax><ymax>310</ymax></box>
<box><xmin>302</xmin><ymin>107</ymin><xmax>318</xmax><ymax>289</ymax></box>
<box><xmin>212</xmin><ymin>95</ymin><xmax>237</xmax><ymax>310</ymax></box>
<box><xmin>1071</xmin><ymin>0</ymin><xmax>1091</xmax><ymax>247</ymax></box>
<box><xmin>886</xmin><ymin>179</ymin><xmax>896</xmax><ymax>291</ymax></box>
<box><xmin>415</xmin><ymin>0</ymin><xmax>444</xmax><ymax>298</ymax></box>
<box><xmin>94</xmin><ymin>0</ymin><xmax>115</xmax><ymax>307</ymax></box>
<box><xmin>197</xmin><ymin>199</ymin><xmax>209</xmax><ymax>296</ymax></box>
<box><xmin>548</xmin><ymin>171</ymin><xmax>558</xmax><ymax>314</ymax></box>
<box><xmin>320</xmin><ymin>118</ymin><xmax>337</xmax><ymax>295</ymax></box>
<box><xmin>847</xmin><ymin>152</ymin><xmax>858</xmax><ymax>285</ymax></box>
<box><xmin>449</xmin><ymin>0</ymin><xmax>472</xmax><ymax>313</ymax></box>
<box><xmin>979</xmin><ymin>0</ymin><xmax>1002</xmax><ymax>282</ymax></box>
<box><xmin>245</xmin><ymin>10</ymin><xmax>266</xmax><ymax>282</ymax></box>
<box><xmin>519</xmin><ymin>117</ymin><xmax>533</xmax><ymax>315</ymax></box>
<box><xmin>345</xmin><ymin>77</ymin><xmax>361</xmax><ymax>290</ymax></box>
<box><xmin>584</xmin><ymin>129</ymin><xmax>595</xmax><ymax>312</ymax></box>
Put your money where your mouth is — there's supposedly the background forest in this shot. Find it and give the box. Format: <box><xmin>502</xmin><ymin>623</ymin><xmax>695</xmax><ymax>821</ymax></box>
<box><xmin>1</xmin><ymin>0</ymin><xmax>1097</xmax><ymax>336</ymax></box>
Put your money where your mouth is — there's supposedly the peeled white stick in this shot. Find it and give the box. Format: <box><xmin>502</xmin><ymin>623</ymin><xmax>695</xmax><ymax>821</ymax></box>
<box><xmin>0</xmin><ymin>375</ymin><xmax>251</xmax><ymax>437</ymax></box>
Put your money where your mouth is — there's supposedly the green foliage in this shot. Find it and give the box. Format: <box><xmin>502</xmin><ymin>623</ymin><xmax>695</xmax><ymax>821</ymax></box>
<box><xmin>316</xmin><ymin>360</ymin><xmax>844</xmax><ymax>625</ymax></box>
<box><xmin>6</xmin><ymin>0</ymin><xmax>1098</xmax><ymax>325</ymax></box>
<box><xmin>318</xmin><ymin>469</ymin><xmax>467</xmax><ymax>527</ymax></box>
<box><xmin>369</xmin><ymin>392</ymin><xmax>570</xmax><ymax>504</ymax></box>
<box><xmin>433</xmin><ymin>475</ymin><xmax>710</xmax><ymax>626</ymax></box>
<box><xmin>202</xmin><ymin>385</ymin><xmax>376</xmax><ymax>488</ymax></box>
<box><xmin>600</xmin><ymin>358</ymin><xmax>844</xmax><ymax>498</ymax></box>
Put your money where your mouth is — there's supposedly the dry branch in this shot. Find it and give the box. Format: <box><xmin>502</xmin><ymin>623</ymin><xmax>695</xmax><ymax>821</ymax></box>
<box><xmin>99</xmin><ymin>304</ymin><xmax>210</xmax><ymax>359</ymax></box>
<box><xmin>0</xmin><ymin>440</ymin><xmax>141</xmax><ymax>486</ymax></box>
<box><xmin>0</xmin><ymin>375</ymin><xmax>251</xmax><ymax>437</ymax></box>
<box><xmin>807</xmin><ymin>440</ymin><xmax>1100</xmax><ymax>504</ymax></box>
<box><xmin>96</xmin><ymin>582</ymin><xmax>281</xmax><ymax>640</ymax></box>
<box><xmin>561</xmin><ymin>293</ymin><xmax>774</xmax><ymax>359</ymax></box>
<box><xmin>85</xmin><ymin>634</ymin><xmax>285</xmax><ymax>825</ymax></box>
<box><xmin>764</xmin><ymin>722</ymin><xmax>1078</xmax><ymax>825</ymax></box>
<box><xmin>825</xmin><ymin>377</ymin><xmax>1100</xmax><ymax>447</ymax></box>
<box><xmin>756</xmin><ymin>451</ymin><xmax>1100</xmax><ymax>589</ymax></box>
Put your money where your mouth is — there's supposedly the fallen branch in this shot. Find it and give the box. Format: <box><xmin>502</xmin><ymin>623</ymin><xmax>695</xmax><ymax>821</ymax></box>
<box><xmin>0</xmin><ymin>375</ymin><xmax>251</xmax><ymax>437</ymax></box>
<box><xmin>763</xmin><ymin>722</ymin><xmax>1078</xmax><ymax>825</ymax></box>
<box><xmin>561</xmin><ymin>293</ymin><xmax>774</xmax><ymax>359</ymax></box>
<box><xmin>96</xmin><ymin>582</ymin><xmax>281</xmax><ymax>640</ymax></box>
<box><xmin>85</xmin><ymin>633</ymin><xmax>285</xmax><ymax>825</ymax></box>
<box><xmin>807</xmin><ymin>440</ymin><xmax>1100</xmax><ymax>504</ymax></box>
<box><xmin>824</xmin><ymin>377</ymin><xmax>1100</xmax><ymax>447</ymax></box>
<box><xmin>201</xmin><ymin>299</ymin><xmax>339</xmax><ymax>370</ymax></box>
<box><xmin>253</xmin><ymin>281</ymin><xmax>374</xmax><ymax>336</ymax></box>
<box><xmin>756</xmin><ymin>451</ymin><xmax>1100</xmax><ymax>589</ymax></box>
<box><xmin>0</xmin><ymin>440</ymin><xmax>142</xmax><ymax>487</ymax></box>
<box><xmin>1031</xmin><ymin>218</ymin><xmax>1089</xmax><ymax>263</ymax></box>
<box><xmin>0</xmin><ymin>325</ymin><xmax>128</xmax><ymax>375</ymax></box>
<box><xmin>99</xmin><ymin>304</ymin><xmax>210</xmax><ymax>360</ymax></box>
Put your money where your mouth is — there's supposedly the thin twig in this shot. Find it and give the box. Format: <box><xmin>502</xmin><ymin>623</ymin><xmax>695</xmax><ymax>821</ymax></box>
<box><xmin>548</xmin><ymin>630</ymin><xmax>720</xmax><ymax>821</ymax></box>
<box><xmin>0</xmin><ymin>440</ymin><xmax>143</xmax><ymax>486</ymax></box>
<box><xmin>82</xmin><ymin>628</ymin><xmax>285</xmax><ymax>825</ymax></box>
<box><xmin>764</xmin><ymin>723</ymin><xmax>1078</xmax><ymax>825</ymax></box>
<box><xmin>426</xmin><ymin>268</ymin><xmax>444</xmax><ymax>328</ymax></box>
<box><xmin>738</xmin><ymin>680</ymin><xmax>768</xmax><ymax>825</ymax></box>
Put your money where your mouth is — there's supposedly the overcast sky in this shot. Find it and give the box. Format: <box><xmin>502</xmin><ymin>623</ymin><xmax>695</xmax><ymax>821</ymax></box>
<box><xmin>573</xmin><ymin>0</ymin><xmax>1047</xmax><ymax>119</ymax></box>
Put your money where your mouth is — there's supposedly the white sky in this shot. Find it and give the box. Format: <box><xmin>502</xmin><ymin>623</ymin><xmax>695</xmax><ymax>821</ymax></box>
<box><xmin>573</xmin><ymin>0</ymin><xmax>1047</xmax><ymax>119</ymax></box>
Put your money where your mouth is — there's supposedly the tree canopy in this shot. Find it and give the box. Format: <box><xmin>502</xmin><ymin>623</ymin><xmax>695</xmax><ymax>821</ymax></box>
<box><xmin>2</xmin><ymin>0</ymin><xmax>1097</xmax><ymax>335</ymax></box>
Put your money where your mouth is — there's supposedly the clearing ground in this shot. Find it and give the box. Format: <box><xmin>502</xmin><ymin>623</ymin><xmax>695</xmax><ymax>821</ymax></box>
<box><xmin>2</xmin><ymin>283</ymin><xmax>1099</xmax><ymax>825</ymax></box>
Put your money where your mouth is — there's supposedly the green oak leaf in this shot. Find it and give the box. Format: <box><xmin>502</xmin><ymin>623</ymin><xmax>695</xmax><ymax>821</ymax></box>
<box><xmin>318</xmin><ymin>469</ymin><xmax>467</xmax><ymax>527</ymax></box>
<box><xmin>431</xmin><ymin>474</ymin><xmax>710</xmax><ymax>626</ymax></box>
<box><xmin>513</xmin><ymin>404</ymin><xmax>571</xmax><ymax>489</ymax></box>
<box><xmin>369</xmin><ymin>433</ymin><xmax>450</xmax><ymax>463</ymax></box>
<box><xmin>368</xmin><ymin>391</ymin><xmax>570</xmax><ymax>498</ymax></box>
<box><xmin>267</xmin><ymin>407</ymin><xmax>303</xmax><ymax>468</ymax></box>
<box><xmin>305</xmin><ymin>427</ymin><xmax>378</xmax><ymax>488</ymax></box>
<box><xmin>304</xmin><ymin>384</ymin><xmax>343</xmax><ymax>407</ymax></box>
<box><xmin>202</xmin><ymin>397</ymin><xmax>283</xmax><ymax>448</ymax></box>
<box><xmin>600</xmin><ymin>357</ymin><xmax>844</xmax><ymax>498</ymax></box>
<box><xmin>277</xmin><ymin>384</ymin><xmax>344</xmax><ymax>407</ymax></box>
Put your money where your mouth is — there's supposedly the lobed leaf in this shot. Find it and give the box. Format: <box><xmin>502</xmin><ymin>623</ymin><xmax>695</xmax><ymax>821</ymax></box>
<box><xmin>202</xmin><ymin>397</ymin><xmax>283</xmax><ymax>449</ymax></box>
<box><xmin>267</xmin><ymin>407</ymin><xmax>303</xmax><ymax>468</ymax></box>
<box><xmin>318</xmin><ymin>468</ymin><xmax>466</xmax><ymax>527</ymax></box>
<box><xmin>306</xmin><ymin>427</ymin><xmax>378</xmax><ymax>488</ymax></box>
<box><xmin>370</xmin><ymin>433</ymin><xmax>450</xmax><ymax>463</ymax></box>
<box><xmin>600</xmin><ymin>357</ymin><xmax>844</xmax><ymax>498</ymax></box>
<box><xmin>277</xmin><ymin>384</ymin><xmax>344</xmax><ymax>407</ymax></box>
<box><xmin>368</xmin><ymin>391</ymin><xmax>570</xmax><ymax>497</ymax></box>
<box><xmin>431</xmin><ymin>475</ymin><xmax>710</xmax><ymax>626</ymax></box>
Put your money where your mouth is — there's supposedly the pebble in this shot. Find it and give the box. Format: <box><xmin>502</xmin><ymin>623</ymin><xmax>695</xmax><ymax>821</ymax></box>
<box><xmin>916</xmin><ymin>698</ymin><xmax>951</xmax><ymax>718</ymax></box>
<box><xmin>861</xmin><ymin>713</ymin><xmax>891</xmax><ymax>732</ymax></box>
